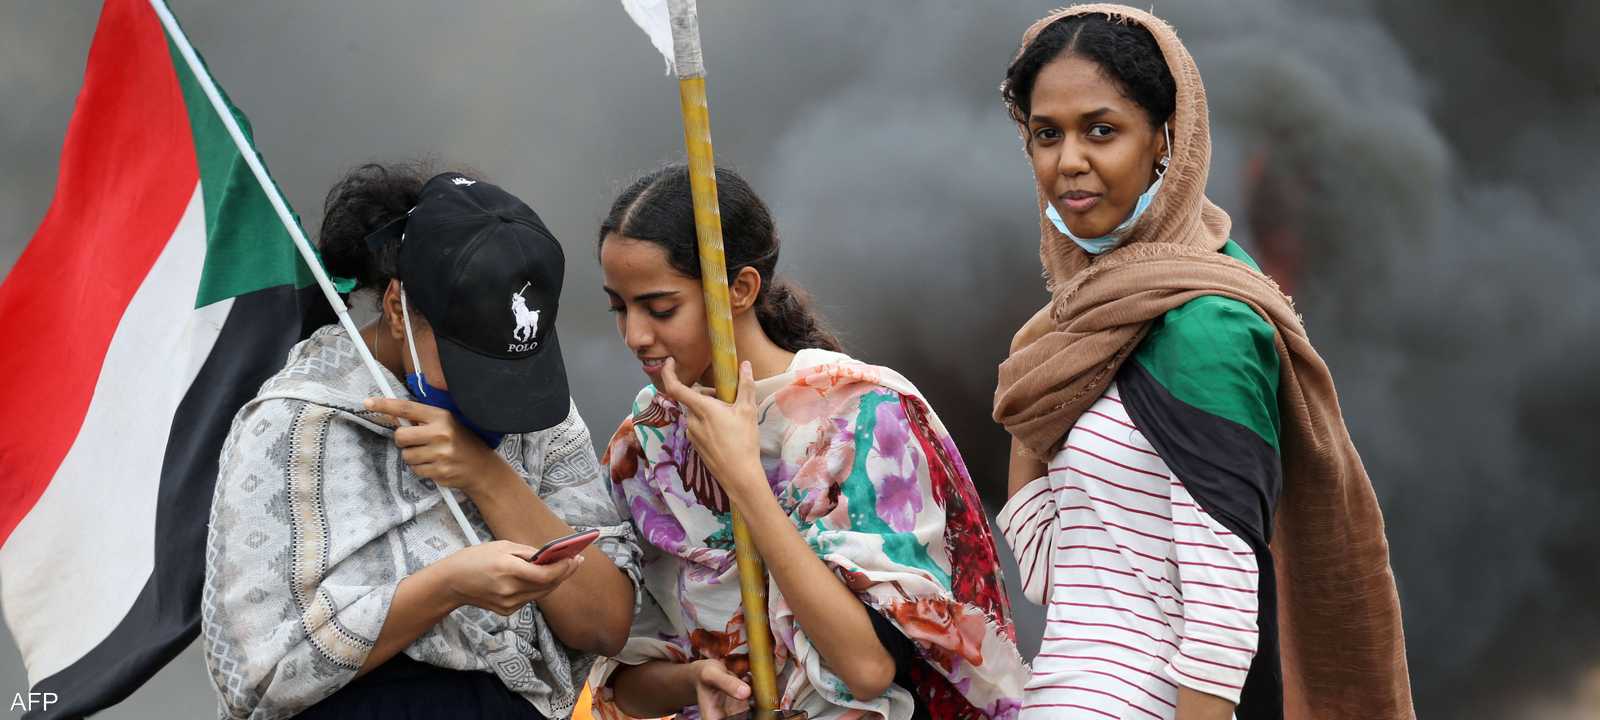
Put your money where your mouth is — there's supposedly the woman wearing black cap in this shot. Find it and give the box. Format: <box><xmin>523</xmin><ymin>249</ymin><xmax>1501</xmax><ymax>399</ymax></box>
<box><xmin>201</xmin><ymin>163</ymin><xmax>640</xmax><ymax>719</ymax></box>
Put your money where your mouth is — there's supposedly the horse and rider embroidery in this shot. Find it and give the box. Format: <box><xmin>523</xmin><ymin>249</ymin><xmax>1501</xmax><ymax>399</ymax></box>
<box><xmin>509</xmin><ymin>281</ymin><xmax>541</xmax><ymax>352</ymax></box>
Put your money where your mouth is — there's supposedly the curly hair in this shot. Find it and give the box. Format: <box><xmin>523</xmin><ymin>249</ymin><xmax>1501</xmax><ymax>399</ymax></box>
<box><xmin>317</xmin><ymin>161</ymin><xmax>429</xmax><ymax>292</ymax></box>
<box><xmin>1001</xmin><ymin>13</ymin><xmax>1176</xmax><ymax>128</ymax></box>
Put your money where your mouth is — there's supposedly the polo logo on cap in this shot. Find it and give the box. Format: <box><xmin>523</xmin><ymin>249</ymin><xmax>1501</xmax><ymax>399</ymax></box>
<box><xmin>452</xmin><ymin>177</ymin><xmax>477</xmax><ymax>186</ymax></box>
<box><xmin>509</xmin><ymin>282</ymin><xmax>541</xmax><ymax>352</ymax></box>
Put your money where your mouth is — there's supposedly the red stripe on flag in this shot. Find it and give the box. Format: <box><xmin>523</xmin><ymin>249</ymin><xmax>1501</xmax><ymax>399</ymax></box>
<box><xmin>0</xmin><ymin>0</ymin><xmax>198</xmax><ymax>546</ymax></box>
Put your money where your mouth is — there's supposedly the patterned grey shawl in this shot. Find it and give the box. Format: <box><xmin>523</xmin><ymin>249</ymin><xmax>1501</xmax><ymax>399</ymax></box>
<box><xmin>203</xmin><ymin>325</ymin><xmax>641</xmax><ymax>719</ymax></box>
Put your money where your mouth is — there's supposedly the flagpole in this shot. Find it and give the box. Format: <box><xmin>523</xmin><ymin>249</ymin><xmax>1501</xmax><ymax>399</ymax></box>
<box><xmin>665</xmin><ymin>2</ymin><xmax>781</xmax><ymax>717</ymax></box>
<box><xmin>147</xmin><ymin>0</ymin><xmax>481</xmax><ymax>546</ymax></box>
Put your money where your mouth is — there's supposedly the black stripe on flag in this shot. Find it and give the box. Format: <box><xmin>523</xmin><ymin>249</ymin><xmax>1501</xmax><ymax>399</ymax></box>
<box><xmin>26</xmin><ymin>284</ymin><xmax>332</xmax><ymax>720</ymax></box>
<box><xmin>1117</xmin><ymin>359</ymin><xmax>1285</xmax><ymax>720</ymax></box>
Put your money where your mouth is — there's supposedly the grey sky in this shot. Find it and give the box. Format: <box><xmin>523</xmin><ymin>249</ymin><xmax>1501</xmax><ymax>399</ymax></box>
<box><xmin>2</xmin><ymin>2</ymin><xmax>1598</xmax><ymax>718</ymax></box>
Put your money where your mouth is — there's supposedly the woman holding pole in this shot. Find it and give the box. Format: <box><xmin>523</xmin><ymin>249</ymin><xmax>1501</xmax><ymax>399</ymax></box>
<box><xmin>203</xmin><ymin>164</ymin><xmax>640</xmax><ymax>719</ymax></box>
<box><xmin>993</xmin><ymin>5</ymin><xmax>1412</xmax><ymax>718</ymax></box>
<box><xmin>588</xmin><ymin>164</ymin><xmax>1026</xmax><ymax>720</ymax></box>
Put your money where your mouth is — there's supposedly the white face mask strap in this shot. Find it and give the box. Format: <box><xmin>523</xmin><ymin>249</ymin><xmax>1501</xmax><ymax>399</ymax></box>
<box><xmin>1157</xmin><ymin>123</ymin><xmax>1173</xmax><ymax>177</ymax></box>
<box><xmin>399</xmin><ymin>284</ymin><xmax>427</xmax><ymax>397</ymax></box>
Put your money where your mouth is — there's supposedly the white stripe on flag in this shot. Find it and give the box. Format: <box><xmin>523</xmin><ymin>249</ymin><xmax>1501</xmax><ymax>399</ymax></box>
<box><xmin>0</xmin><ymin>187</ymin><xmax>231</xmax><ymax>683</ymax></box>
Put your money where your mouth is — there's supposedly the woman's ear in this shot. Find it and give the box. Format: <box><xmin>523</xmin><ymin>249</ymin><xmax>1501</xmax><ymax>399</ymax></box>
<box><xmin>381</xmin><ymin>279</ymin><xmax>406</xmax><ymax>340</ymax></box>
<box><xmin>729</xmin><ymin>266</ymin><xmax>764</xmax><ymax>317</ymax></box>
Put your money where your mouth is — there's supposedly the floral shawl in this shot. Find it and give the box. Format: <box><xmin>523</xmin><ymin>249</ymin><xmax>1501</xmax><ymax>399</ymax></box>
<box><xmin>590</xmin><ymin>349</ymin><xmax>1025</xmax><ymax>719</ymax></box>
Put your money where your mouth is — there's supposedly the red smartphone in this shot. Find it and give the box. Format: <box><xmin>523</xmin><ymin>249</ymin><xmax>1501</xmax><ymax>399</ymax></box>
<box><xmin>528</xmin><ymin>529</ymin><xmax>600</xmax><ymax>565</ymax></box>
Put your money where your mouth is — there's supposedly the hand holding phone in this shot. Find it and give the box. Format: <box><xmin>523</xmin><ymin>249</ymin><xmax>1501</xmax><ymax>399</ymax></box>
<box><xmin>438</xmin><ymin>540</ymin><xmax>585</xmax><ymax>615</ymax></box>
<box><xmin>529</xmin><ymin>529</ymin><xmax>601</xmax><ymax>565</ymax></box>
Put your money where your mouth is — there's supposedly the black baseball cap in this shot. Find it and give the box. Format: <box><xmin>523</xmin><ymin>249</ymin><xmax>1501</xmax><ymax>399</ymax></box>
<box><xmin>378</xmin><ymin>172</ymin><xmax>569</xmax><ymax>433</ymax></box>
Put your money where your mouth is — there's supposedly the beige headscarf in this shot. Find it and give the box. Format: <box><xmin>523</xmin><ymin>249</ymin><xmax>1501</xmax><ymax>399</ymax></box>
<box><xmin>992</xmin><ymin>5</ymin><xmax>1415</xmax><ymax>719</ymax></box>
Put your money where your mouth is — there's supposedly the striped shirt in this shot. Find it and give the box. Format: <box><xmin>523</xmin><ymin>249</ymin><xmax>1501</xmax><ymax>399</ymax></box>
<box><xmin>1001</xmin><ymin>383</ymin><xmax>1260</xmax><ymax>719</ymax></box>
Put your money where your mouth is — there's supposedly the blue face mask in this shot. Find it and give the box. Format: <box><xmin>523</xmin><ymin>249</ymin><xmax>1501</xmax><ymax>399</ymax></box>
<box><xmin>404</xmin><ymin>371</ymin><xmax>506</xmax><ymax>450</ymax></box>
<box><xmin>400</xmin><ymin>288</ymin><xmax>505</xmax><ymax>449</ymax></box>
<box><xmin>1045</xmin><ymin>124</ymin><xmax>1172</xmax><ymax>255</ymax></box>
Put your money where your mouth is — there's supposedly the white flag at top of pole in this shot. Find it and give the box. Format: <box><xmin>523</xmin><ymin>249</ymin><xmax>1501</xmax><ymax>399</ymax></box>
<box><xmin>622</xmin><ymin>0</ymin><xmax>706</xmax><ymax>78</ymax></box>
<box><xmin>621</xmin><ymin>0</ymin><xmax>676</xmax><ymax>74</ymax></box>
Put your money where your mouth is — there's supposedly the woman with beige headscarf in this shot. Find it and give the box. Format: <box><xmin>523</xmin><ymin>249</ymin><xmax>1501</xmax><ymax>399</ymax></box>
<box><xmin>991</xmin><ymin>5</ymin><xmax>1413</xmax><ymax>720</ymax></box>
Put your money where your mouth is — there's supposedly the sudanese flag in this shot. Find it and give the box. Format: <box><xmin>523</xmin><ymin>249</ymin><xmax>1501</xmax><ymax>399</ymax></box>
<box><xmin>0</xmin><ymin>1</ymin><xmax>334</xmax><ymax>716</ymax></box>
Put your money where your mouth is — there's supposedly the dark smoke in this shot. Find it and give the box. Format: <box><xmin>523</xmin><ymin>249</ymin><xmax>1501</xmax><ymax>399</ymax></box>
<box><xmin>1182</xmin><ymin>2</ymin><xmax>1600</xmax><ymax>716</ymax></box>
<box><xmin>1</xmin><ymin>2</ymin><xmax>1596</xmax><ymax>717</ymax></box>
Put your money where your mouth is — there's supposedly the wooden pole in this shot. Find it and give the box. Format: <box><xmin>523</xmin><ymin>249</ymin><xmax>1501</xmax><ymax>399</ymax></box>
<box><xmin>665</xmin><ymin>1</ymin><xmax>780</xmax><ymax>717</ymax></box>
